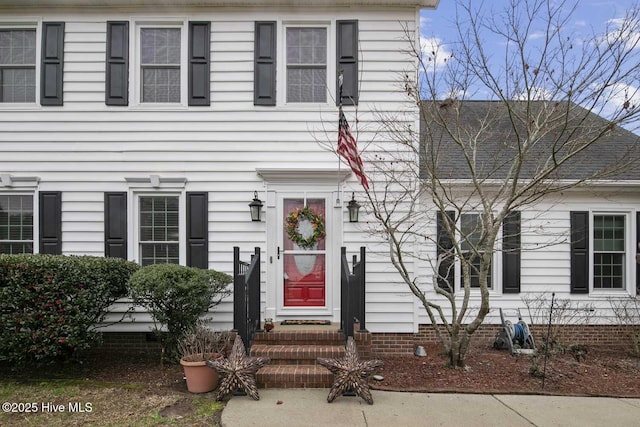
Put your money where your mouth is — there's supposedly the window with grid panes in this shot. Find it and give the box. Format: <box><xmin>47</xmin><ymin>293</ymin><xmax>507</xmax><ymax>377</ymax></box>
<box><xmin>461</xmin><ymin>213</ymin><xmax>492</xmax><ymax>289</ymax></box>
<box><xmin>286</xmin><ymin>27</ymin><xmax>327</xmax><ymax>103</ymax></box>
<box><xmin>593</xmin><ymin>214</ymin><xmax>625</xmax><ymax>289</ymax></box>
<box><xmin>0</xmin><ymin>195</ymin><xmax>33</xmax><ymax>254</ymax></box>
<box><xmin>139</xmin><ymin>196</ymin><xmax>179</xmax><ymax>265</ymax></box>
<box><xmin>140</xmin><ymin>28</ymin><xmax>181</xmax><ymax>103</ymax></box>
<box><xmin>0</xmin><ymin>29</ymin><xmax>36</xmax><ymax>103</ymax></box>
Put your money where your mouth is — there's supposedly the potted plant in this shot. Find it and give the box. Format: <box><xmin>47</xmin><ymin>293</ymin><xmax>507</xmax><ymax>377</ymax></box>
<box><xmin>178</xmin><ymin>322</ymin><xmax>232</xmax><ymax>393</ymax></box>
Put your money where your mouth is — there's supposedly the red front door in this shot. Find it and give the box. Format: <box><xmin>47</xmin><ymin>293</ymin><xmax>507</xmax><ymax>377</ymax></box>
<box><xmin>282</xmin><ymin>197</ymin><xmax>326</xmax><ymax>306</ymax></box>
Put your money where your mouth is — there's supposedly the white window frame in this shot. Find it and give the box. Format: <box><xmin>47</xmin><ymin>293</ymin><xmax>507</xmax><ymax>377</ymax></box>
<box><xmin>279</xmin><ymin>20</ymin><xmax>335</xmax><ymax>106</ymax></box>
<box><xmin>589</xmin><ymin>210</ymin><xmax>633</xmax><ymax>294</ymax></box>
<box><xmin>131</xmin><ymin>19</ymin><xmax>188</xmax><ymax>108</ymax></box>
<box><xmin>0</xmin><ymin>192</ymin><xmax>38</xmax><ymax>254</ymax></box>
<box><xmin>0</xmin><ymin>19</ymin><xmax>41</xmax><ymax>108</ymax></box>
<box><xmin>455</xmin><ymin>212</ymin><xmax>502</xmax><ymax>294</ymax></box>
<box><xmin>132</xmin><ymin>192</ymin><xmax>186</xmax><ymax>266</ymax></box>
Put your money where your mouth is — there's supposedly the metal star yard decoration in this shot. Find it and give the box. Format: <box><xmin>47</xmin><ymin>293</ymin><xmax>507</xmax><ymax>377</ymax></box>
<box><xmin>317</xmin><ymin>336</ymin><xmax>383</xmax><ymax>405</ymax></box>
<box><xmin>206</xmin><ymin>335</ymin><xmax>269</xmax><ymax>401</ymax></box>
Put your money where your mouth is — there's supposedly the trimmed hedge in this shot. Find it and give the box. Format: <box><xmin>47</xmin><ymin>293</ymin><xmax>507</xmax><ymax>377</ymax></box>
<box><xmin>129</xmin><ymin>263</ymin><xmax>232</xmax><ymax>362</ymax></box>
<box><xmin>0</xmin><ymin>254</ymin><xmax>139</xmax><ymax>366</ymax></box>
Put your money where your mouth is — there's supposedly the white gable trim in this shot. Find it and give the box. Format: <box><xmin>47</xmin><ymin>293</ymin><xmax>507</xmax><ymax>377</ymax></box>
<box><xmin>3</xmin><ymin>1</ymin><xmax>439</xmax><ymax>8</ymax></box>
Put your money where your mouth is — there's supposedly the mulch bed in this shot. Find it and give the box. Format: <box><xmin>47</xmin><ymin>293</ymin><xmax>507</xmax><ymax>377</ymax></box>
<box><xmin>370</xmin><ymin>343</ymin><xmax>640</xmax><ymax>397</ymax></box>
<box><xmin>2</xmin><ymin>344</ymin><xmax>639</xmax><ymax>398</ymax></box>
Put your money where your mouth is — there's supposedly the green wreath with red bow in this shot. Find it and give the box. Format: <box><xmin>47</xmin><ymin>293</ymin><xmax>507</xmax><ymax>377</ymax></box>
<box><xmin>286</xmin><ymin>206</ymin><xmax>325</xmax><ymax>249</ymax></box>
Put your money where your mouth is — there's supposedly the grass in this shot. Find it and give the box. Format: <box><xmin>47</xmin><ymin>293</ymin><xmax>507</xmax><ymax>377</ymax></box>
<box><xmin>0</xmin><ymin>378</ymin><xmax>224</xmax><ymax>427</ymax></box>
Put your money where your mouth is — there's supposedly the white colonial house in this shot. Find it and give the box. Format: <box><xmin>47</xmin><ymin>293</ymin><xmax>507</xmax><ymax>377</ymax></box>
<box><xmin>0</xmin><ymin>0</ymin><xmax>637</xmax><ymax>356</ymax></box>
<box><xmin>0</xmin><ymin>0</ymin><xmax>437</xmax><ymax>338</ymax></box>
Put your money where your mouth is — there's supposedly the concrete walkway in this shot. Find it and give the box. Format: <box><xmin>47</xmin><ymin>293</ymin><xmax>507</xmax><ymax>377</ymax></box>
<box><xmin>221</xmin><ymin>389</ymin><xmax>640</xmax><ymax>427</ymax></box>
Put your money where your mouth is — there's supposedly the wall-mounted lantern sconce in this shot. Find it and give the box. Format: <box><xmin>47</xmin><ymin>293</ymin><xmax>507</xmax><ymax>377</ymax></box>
<box><xmin>347</xmin><ymin>192</ymin><xmax>360</xmax><ymax>223</ymax></box>
<box><xmin>249</xmin><ymin>191</ymin><xmax>263</xmax><ymax>222</ymax></box>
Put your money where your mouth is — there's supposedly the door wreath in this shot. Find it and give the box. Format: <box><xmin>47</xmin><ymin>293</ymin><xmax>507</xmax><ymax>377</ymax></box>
<box><xmin>286</xmin><ymin>206</ymin><xmax>325</xmax><ymax>249</ymax></box>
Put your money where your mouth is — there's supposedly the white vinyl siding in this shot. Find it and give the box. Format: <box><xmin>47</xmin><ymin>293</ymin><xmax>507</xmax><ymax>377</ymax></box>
<box><xmin>0</xmin><ymin>7</ymin><xmax>419</xmax><ymax>333</ymax></box>
<box><xmin>417</xmin><ymin>196</ymin><xmax>639</xmax><ymax>327</ymax></box>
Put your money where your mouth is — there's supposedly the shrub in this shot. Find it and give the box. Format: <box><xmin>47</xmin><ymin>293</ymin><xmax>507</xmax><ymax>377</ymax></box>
<box><xmin>609</xmin><ymin>296</ymin><xmax>640</xmax><ymax>357</ymax></box>
<box><xmin>0</xmin><ymin>254</ymin><xmax>139</xmax><ymax>366</ymax></box>
<box><xmin>128</xmin><ymin>264</ymin><xmax>232</xmax><ymax>362</ymax></box>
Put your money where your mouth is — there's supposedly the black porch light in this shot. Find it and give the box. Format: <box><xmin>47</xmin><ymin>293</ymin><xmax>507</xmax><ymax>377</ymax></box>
<box><xmin>347</xmin><ymin>192</ymin><xmax>361</xmax><ymax>223</ymax></box>
<box><xmin>249</xmin><ymin>191</ymin><xmax>263</xmax><ymax>222</ymax></box>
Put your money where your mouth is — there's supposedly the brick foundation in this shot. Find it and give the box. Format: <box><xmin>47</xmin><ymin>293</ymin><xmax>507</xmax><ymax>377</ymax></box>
<box><xmin>371</xmin><ymin>324</ymin><xmax>637</xmax><ymax>357</ymax></box>
<box><xmin>94</xmin><ymin>332</ymin><xmax>162</xmax><ymax>357</ymax></box>
<box><xmin>96</xmin><ymin>324</ymin><xmax>637</xmax><ymax>358</ymax></box>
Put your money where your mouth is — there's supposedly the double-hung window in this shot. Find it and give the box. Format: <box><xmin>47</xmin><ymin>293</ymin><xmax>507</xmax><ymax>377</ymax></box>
<box><xmin>0</xmin><ymin>194</ymin><xmax>33</xmax><ymax>254</ymax></box>
<box><xmin>0</xmin><ymin>28</ymin><xmax>36</xmax><ymax>103</ymax></box>
<box><xmin>593</xmin><ymin>214</ymin><xmax>625</xmax><ymax>289</ymax></box>
<box><xmin>140</xmin><ymin>27</ymin><xmax>181</xmax><ymax>103</ymax></box>
<box><xmin>570</xmin><ymin>210</ymin><xmax>633</xmax><ymax>294</ymax></box>
<box><xmin>255</xmin><ymin>20</ymin><xmax>357</xmax><ymax>106</ymax></box>
<box><xmin>139</xmin><ymin>195</ymin><xmax>179</xmax><ymax>265</ymax></box>
<box><xmin>108</xmin><ymin>20</ymin><xmax>209</xmax><ymax>106</ymax></box>
<box><xmin>460</xmin><ymin>213</ymin><xmax>492</xmax><ymax>289</ymax></box>
<box><xmin>286</xmin><ymin>26</ymin><xmax>327</xmax><ymax>103</ymax></box>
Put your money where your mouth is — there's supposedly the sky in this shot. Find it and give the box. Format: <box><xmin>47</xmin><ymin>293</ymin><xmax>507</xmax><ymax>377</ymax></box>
<box><xmin>421</xmin><ymin>0</ymin><xmax>638</xmax><ymax>37</ymax></box>
<box><xmin>418</xmin><ymin>0</ymin><xmax>640</xmax><ymax>117</ymax></box>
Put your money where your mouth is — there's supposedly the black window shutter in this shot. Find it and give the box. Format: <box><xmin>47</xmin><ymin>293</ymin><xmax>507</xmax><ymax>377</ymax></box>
<box><xmin>436</xmin><ymin>210</ymin><xmax>456</xmax><ymax>291</ymax></box>
<box><xmin>502</xmin><ymin>211</ymin><xmax>521</xmax><ymax>293</ymax></box>
<box><xmin>39</xmin><ymin>192</ymin><xmax>62</xmax><ymax>254</ymax></box>
<box><xmin>186</xmin><ymin>192</ymin><xmax>208</xmax><ymax>269</ymax></box>
<box><xmin>188</xmin><ymin>22</ymin><xmax>211</xmax><ymax>106</ymax></box>
<box><xmin>105</xmin><ymin>21</ymin><xmax>129</xmax><ymax>106</ymax></box>
<box><xmin>336</xmin><ymin>20</ymin><xmax>358</xmax><ymax>106</ymax></box>
<box><xmin>254</xmin><ymin>21</ymin><xmax>276</xmax><ymax>106</ymax></box>
<box><xmin>104</xmin><ymin>192</ymin><xmax>127</xmax><ymax>259</ymax></box>
<box><xmin>570</xmin><ymin>211</ymin><xmax>589</xmax><ymax>293</ymax></box>
<box><xmin>41</xmin><ymin>22</ymin><xmax>65</xmax><ymax>106</ymax></box>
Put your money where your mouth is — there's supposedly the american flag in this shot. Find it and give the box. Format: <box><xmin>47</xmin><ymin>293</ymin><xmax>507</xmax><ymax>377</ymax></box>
<box><xmin>337</xmin><ymin>107</ymin><xmax>369</xmax><ymax>189</ymax></box>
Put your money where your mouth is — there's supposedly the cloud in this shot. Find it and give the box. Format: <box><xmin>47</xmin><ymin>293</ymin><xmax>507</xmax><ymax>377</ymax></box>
<box><xmin>419</xmin><ymin>36</ymin><xmax>452</xmax><ymax>71</ymax></box>
<box><xmin>528</xmin><ymin>31</ymin><xmax>546</xmax><ymax>40</ymax></box>
<box><xmin>440</xmin><ymin>88</ymin><xmax>466</xmax><ymax>100</ymax></box>
<box><xmin>593</xmin><ymin>82</ymin><xmax>640</xmax><ymax>120</ymax></box>
<box><xmin>604</xmin><ymin>16</ymin><xmax>640</xmax><ymax>50</ymax></box>
<box><xmin>514</xmin><ymin>86</ymin><xmax>554</xmax><ymax>101</ymax></box>
<box><xmin>420</xmin><ymin>14</ymin><xmax>431</xmax><ymax>29</ymax></box>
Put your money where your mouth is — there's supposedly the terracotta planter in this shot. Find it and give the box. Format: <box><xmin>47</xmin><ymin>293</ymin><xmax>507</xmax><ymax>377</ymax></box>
<box><xmin>180</xmin><ymin>353</ymin><xmax>222</xmax><ymax>393</ymax></box>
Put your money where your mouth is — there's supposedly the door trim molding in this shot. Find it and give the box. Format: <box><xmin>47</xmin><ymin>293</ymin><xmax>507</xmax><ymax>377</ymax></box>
<box><xmin>257</xmin><ymin>168</ymin><xmax>351</xmax><ymax>184</ymax></box>
<box><xmin>263</xmin><ymin>186</ymin><xmax>344</xmax><ymax>322</ymax></box>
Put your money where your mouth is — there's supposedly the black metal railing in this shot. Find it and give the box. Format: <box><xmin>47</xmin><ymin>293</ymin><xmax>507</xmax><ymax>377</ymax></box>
<box><xmin>340</xmin><ymin>246</ymin><xmax>366</xmax><ymax>343</ymax></box>
<box><xmin>233</xmin><ymin>246</ymin><xmax>261</xmax><ymax>350</ymax></box>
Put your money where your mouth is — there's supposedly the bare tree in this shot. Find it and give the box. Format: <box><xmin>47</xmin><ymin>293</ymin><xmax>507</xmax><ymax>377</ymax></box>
<box><xmin>362</xmin><ymin>0</ymin><xmax>640</xmax><ymax>367</ymax></box>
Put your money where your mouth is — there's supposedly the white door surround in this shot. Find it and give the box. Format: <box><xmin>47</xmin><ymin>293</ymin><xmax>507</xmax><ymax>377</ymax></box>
<box><xmin>257</xmin><ymin>168</ymin><xmax>351</xmax><ymax>322</ymax></box>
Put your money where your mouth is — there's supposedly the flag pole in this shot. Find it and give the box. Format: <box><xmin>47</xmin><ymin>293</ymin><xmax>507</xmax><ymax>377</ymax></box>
<box><xmin>337</xmin><ymin>70</ymin><xmax>344</xmax><ymax>206</ymax></box>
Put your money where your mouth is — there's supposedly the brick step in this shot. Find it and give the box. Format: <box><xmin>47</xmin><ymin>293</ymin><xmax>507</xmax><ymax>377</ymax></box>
<box><xmin>251</xmin><ymin>344</ymin><xmax>344</xmax><ymax>365</ymax></box>
<box><xmin>257</xmin><ymin>365</ymin><xmax>334</xmax><ymax>388</ymax></box>
<box><xmin>253</xmin><ymin>330</ymin><xmax>345</xmax><ymax>346</ymax></box>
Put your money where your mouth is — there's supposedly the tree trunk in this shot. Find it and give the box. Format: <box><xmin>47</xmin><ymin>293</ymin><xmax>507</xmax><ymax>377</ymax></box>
<box><xmin>448</xmin><ymin>331</ymin><xmax>471</xmax><ymax>367</ymax></box>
